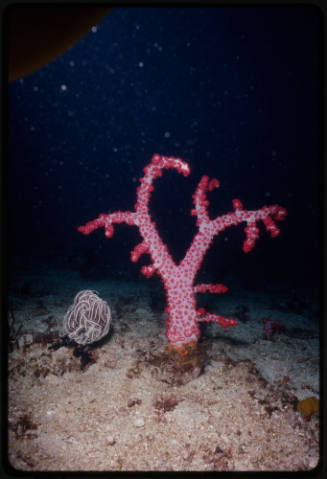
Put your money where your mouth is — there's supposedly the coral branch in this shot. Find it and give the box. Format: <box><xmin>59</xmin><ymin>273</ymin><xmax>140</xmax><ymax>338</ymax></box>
<box><xmin>196</xmin><ymin>309</ymin><xmax>237</xmax><ymax>328</ymax></box>
<box><xmin>130</xmin><ymin>241</ymin><xmax>149</xmax><ymax>263</ymax></box>
<box><xmin>77</xmin><ymin>211</ymin><xmax>136</xmax><ymax>238</ymax></box>
<box><xmin>194</xmin><ymin>283</ymin><xmax>228</xmax><ymax>294</ymax></box>
<box><xmin>191</xmin><ymin>175</ymin><xmax>220</xmax><ymax>225</ymax></box>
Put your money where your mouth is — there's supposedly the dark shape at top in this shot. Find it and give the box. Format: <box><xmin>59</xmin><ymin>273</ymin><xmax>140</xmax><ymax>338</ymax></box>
<box><xmin>7</xmin><ymin>6</ymin><xmax>111</xmax><ymax>81</ymax></box>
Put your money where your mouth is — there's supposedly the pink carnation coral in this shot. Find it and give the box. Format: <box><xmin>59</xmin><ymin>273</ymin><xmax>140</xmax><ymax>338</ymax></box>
<box><xmin>78</xmin><ymin>154</ymin><xmax>286</xmax><ymax>359</ymax></box>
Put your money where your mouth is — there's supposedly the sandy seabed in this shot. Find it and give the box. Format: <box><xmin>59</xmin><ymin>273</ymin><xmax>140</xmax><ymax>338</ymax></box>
<box><xmin>7</xmin><ymin>267</ymin><xmax>320</xmax><ymax>472</ymax></box>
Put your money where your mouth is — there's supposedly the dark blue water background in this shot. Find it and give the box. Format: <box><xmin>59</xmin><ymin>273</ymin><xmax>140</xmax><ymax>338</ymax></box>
<box><xmin>8</xmin><ymin>7</ymin><xmax>322</xmax><ymax>297</ymax></box>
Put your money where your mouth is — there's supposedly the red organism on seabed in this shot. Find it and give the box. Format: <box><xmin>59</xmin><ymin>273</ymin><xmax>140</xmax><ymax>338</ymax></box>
<box><xmin>78</xmin><ymin>154</ymin><xmax>287</xmax><ymax>358</ymax></box>
<box><xmin>261</xmin><ymin>317</ymin><xmax>286</xmax><ymax>339</ymax></box>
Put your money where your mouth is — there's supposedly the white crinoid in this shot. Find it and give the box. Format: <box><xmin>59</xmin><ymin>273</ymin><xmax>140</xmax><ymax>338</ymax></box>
<box><xmin>63</xmin><ymin>290</ymin><xmax>111</xmax><ymax>345</ymax></box>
